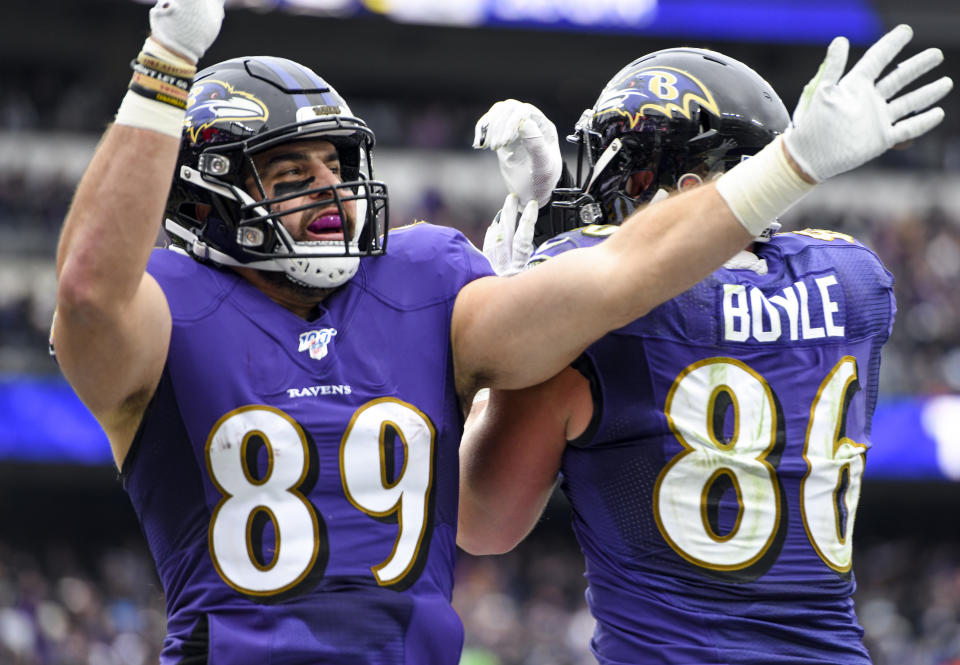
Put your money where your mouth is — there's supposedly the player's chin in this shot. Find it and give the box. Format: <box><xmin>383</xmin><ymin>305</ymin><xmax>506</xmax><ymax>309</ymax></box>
<box><xmin>260</xmin><ymin>268</ymin><xmax>331</xmax><ymax>296</ymax></box>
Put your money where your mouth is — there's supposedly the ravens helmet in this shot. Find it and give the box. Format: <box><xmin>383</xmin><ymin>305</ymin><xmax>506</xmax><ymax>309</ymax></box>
<box><xmin>544</xmin><ymin>48</ymin><xmax>790</xmax><ymax>244</ymax></box>
<box><xmin>164</xmin><ymin>56</ymin><xmax>388</xmax><ymax>289</ymax></box>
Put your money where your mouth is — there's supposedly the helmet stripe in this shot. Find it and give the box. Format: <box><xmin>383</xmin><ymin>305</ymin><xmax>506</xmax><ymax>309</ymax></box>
<box><xmin>293</xmin><ymin>61</ymin><xmax>328</xmax><ymax>90</ymax></box>
<box><xmin>259</xmin><ymin>57</ymin><xmax>333</xmax><ymax>109</ymax></box>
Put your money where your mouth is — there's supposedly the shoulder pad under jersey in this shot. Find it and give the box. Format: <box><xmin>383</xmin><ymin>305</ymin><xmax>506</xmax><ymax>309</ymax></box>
<box><xmin>147</xmin><ymin>247</ymin><xmax>239</xmax><ymax>322</ymax></box>
<box><xmin>359</xmin><ymin>221</ymin><xmax>494</xmax><ymax>309</ymax></box>
<box><xmin>526</xmin><ymin>224</ymin><xmax>618</xmax><ymax>268</ymax></box>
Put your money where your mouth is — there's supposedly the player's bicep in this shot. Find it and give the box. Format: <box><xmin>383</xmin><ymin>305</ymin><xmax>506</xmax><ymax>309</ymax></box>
<box><xmin>452</xmin><ymin>248</ymin><xmax>618</xmax><ymax>395</ymax></box>
<box><xmin>54</xmin><ymin>272</ymin><xmax>171</xmax><ymax>442</ymax></box>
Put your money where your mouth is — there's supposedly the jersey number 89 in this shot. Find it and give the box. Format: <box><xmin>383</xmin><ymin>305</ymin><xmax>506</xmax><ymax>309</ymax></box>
<box><xmin>205</xmin><ymin>398</ymin><xmax>435</xmax><ymax>599</ymax></box>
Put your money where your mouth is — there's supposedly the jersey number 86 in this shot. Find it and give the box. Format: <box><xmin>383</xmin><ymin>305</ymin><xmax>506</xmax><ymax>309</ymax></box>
<box><xmin>654</xmin><ymin>356</ymin><xmax>864</xmax><ymax>575</ymax></box>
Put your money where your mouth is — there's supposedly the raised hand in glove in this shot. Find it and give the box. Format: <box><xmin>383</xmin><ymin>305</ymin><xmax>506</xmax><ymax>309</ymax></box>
<box><xmin>482</xmin><ymin>193</ymin><xmax>538</xmax><ymax>276</ymax></box>
<box><xmin>784</xmin><ymin>24</ymin><xmax>952</xmax><ymax>182</ymax></box>
<box><xmin>149</xmin><ymin>0</ymin><xmax>226</xmax><ymax>64</ymax></box>
<box><xmin>474</xmin><ymin>99</ymin><xmax>563</xmax><ymax>208</ymax></box>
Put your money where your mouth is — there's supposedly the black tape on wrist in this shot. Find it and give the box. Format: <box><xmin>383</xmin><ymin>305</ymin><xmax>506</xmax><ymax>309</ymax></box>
<box><xmin>127</xmin><ymin>59</ymin><xmax>193</xmax><ymax>109</ymax></box>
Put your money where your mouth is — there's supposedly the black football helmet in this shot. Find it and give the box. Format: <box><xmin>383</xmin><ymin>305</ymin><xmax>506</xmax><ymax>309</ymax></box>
<box><xmin>544</xmin><ymin>47</ymin><xmax>790</xmax><ymax>244</ymax></box>
<box><xmin>164</xmin><ymin>56</ymin><xmax>388</xmax><ymax>288</ymax></box>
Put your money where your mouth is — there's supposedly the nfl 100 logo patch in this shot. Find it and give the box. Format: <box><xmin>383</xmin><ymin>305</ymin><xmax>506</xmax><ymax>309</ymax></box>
<box><xmin>298</xmin><ymin>328</ymin><xmax>337</xmax><ymax>361</ymax></box>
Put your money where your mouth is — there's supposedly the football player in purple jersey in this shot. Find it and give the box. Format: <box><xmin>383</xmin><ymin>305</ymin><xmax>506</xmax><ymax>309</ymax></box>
<box><xmin>460</xmin><ymin>39</ymin><xmax>951</xmax><ymax>665</ymax></box>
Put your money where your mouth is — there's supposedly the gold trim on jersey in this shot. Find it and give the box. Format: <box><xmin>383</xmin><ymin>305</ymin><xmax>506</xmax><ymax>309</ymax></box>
<box><xmin>339</xmin><ymin>396</ymin><xmax>437</xmax><ymax>587</ymax></box>
<box><xmin>791</xmin><ymin>229</ymin><xmax>856</xmax><ymax>243</ymax></box>
<box><xmin>799</xmin><ymin>356</ymin><xmax>866</xmax><ymax>573</ymax></box>
<box><xmin>246</xmin><ymin>505</ymin><xmax>280</xmax><ymax>572</ymax></box>
<box><xmin>700</xmin><ymin>468</ymin><xmax>745</xmax><ymax>543</ymax></box>
<box><xmin>654</xmin><ymin>356</ymin><xmax>781</xmax><ymax>572</ymax></box>
<box><xmin>240</xmin><ymin>429</ymin><xmax>274</xmax><ymax>487</ymax></box>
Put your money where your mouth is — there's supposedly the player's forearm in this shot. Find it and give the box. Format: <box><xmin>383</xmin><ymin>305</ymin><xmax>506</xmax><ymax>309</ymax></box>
<box><xmin>595</xmin><ymin>182</ymin><xmax>755</xmax><ymax>325</ymax></box>
<box><xmin>457</xmin><ymin>474</ymin><xmax>520</xmax><ymax>555</ymax></box>
<box><xmin>454</xmin><ymin>183</ymin><xmax>752</xmax><ymax>393</ymax></box>
<box><xmin>56</xmin><ymin>124</ymin><xmax>180</xmax><ymax>318</ymax></box>
<box><xmin>593</xmin><ymin>135</ymin><xmax>820</xmax><ymax>328</ymax></box>
<box><xmin>457</xmin><ymin>494</ymin><xmax>541</xmax><ymax>555</ymax></box>
<box><xmin>458</xmin><ymin>461</ymin><xmax>552</xmax><ymax>555</ymax></box>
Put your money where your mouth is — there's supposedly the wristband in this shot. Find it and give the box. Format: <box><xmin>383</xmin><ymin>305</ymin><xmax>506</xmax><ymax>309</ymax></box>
<box><xmin>129</xmin><ymin>61</ymin><xmax>192</xmax><ymax>109</ymax></box>
<box><xmin>715</xmin><ymin>136</ymin><xmax>815</xmax><ymax>237</ymax></box>
<box><xmin>129</xmin><ymin>37</ymin><xmax>196</xmax><ymax>108</ymax></box>
<box><xmin>114</xmin><ymin>37</ymin><xmax>195</xmax><ymax>138</ymax></box>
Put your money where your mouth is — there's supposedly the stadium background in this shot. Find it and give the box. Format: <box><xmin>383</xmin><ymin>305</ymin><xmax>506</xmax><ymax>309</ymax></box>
<box><xmin>0</xmin><ymin>0</ymin><xmax>958</xmax><ymax>662</ymax></box>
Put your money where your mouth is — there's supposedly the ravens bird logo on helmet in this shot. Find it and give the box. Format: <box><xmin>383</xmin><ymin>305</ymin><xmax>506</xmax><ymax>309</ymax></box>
<box><xmin>184</xmin><ymin>80</ymin><xmax>269</xmax><ymax>143</ymax></box>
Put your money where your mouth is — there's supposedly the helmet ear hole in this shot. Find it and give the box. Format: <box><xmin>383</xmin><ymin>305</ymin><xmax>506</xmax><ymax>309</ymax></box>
<box><xmin>677</xmin><ymin>173</ymin><xmax>703</xmax><ymax>192</ymax></box>
<box><xmin>698</xmin><ymin>112</ymin><xmax>711</xmax><ymax>134</ymax></box>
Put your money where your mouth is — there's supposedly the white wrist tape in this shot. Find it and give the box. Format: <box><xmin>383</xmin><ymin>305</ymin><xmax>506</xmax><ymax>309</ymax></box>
<box><xmin>715</xmin><ymin>136</ymin><xmax>815</xmax><ymax>237</ymax></box>
<box><xmin>115</xmin><ymin>88</ymin><xmax>186</xmax><ymax>138</ymax></box>
<box><xmin>141</xmin><ymin>36</ymin><xmax>195</xmax><ymax>70</ymax></box>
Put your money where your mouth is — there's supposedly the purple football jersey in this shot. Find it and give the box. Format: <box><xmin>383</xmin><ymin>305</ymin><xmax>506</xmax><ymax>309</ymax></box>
<box><xmin>123</xmin><ymin>223</ymin><xmax>493</xmax><ymax>664</ymax></box>
<box><xmin>529</xmin><ymin>226</ymin><xmax>895</xmax><ymax>665</ymax></box>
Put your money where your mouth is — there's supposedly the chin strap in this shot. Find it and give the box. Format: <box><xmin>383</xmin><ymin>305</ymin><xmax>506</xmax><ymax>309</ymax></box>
<box><xmin>163</xmin><ymin>217</ymin><xmax>267</xmax><ymax>269</ymax></box>
<box><xmin>164</xmin><ymin>216</ymin><xmax>361</xmax><ymax>290</ymax></box>
<box><xmin>584</xmin><ymin>138</ymin><xmax>623</xmax><ymax>195</ymax></box>
<box><xmin>164</xmin><ymin>217</ymin><xmax>235</xmax><ymax>265</ymax></box>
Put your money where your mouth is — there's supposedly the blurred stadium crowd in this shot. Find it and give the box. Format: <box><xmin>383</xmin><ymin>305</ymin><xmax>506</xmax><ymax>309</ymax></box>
<box><xmin>0</xmin><ymin>533</ymin><xmax>957</xmax><ymax>665</ymax></box>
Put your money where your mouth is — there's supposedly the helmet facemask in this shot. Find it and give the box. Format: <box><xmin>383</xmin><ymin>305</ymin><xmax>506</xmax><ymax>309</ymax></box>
<box><xmin>549</xmin><ymin>114</ymin><xmax>727</xmax><ymax>233</ymax></box>
<box><xmin>588</xmin><ymin>117</ymin><xmax>737</xmax><ymax>226</ymax></box>
<box><xmin>165</xmin><ymin>57</ymin><xmax>389</xmax><ymax>289</ymax></box>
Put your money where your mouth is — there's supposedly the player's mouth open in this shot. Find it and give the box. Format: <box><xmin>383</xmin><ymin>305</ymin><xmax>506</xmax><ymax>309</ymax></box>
<box><xmin>305</xmin><ymin>213</ymin><xmax>344</xmax><ymax>240</ymax></box>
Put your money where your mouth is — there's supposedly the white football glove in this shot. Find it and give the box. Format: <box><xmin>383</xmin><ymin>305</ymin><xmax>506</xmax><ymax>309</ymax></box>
<box><xmin>482</xmin><ymin>193</ymin><xmax>538</xmax><ymax>276</ymax></box>
<box><xmin>784</xmin><ymin>24</ymin><xmax>952</xmax><ymax>182</ymax></box>
<box><xmin>474</xmin><ymin>99</ymin><xmax>563</xmax><ymax>207</ymax></box>
<box><xmin>149</xmin><ymin>0</ymin><xmax>226</xmax><ymax>64</ymax></box>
